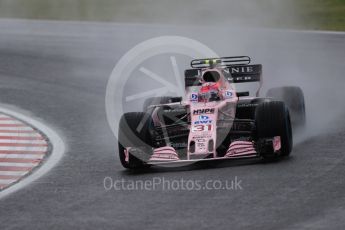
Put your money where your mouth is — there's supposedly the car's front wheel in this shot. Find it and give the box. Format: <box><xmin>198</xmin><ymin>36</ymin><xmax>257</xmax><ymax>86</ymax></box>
<box><xmin>118</xmin><ymin>112</ymin><xmax>153</xmax><ymax>169</ymax></box>
<box><xmin>255</xmin><ymin>101</ymin><xmax>293</xmax><ymax>160</ymax></box>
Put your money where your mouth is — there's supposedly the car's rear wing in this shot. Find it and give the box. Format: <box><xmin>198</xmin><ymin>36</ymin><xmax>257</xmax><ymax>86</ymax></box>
<box><xmin>191</xmin><ymin>56</ymin><xmax>251</xmax><ymax>68</ymax></box>
<box><xmin>225</xmin><ymin>64</ymin><xmax>262</xmax><ymax>83</ymax></box>
<box><xmin>185</xmin><ymin>64</ymin><xmax>262</xmax><ymax>87</ymax></box>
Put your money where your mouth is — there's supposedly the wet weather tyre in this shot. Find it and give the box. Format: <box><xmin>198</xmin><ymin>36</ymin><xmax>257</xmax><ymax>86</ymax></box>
<box><xmin>266</xmin><ymin>86</ymin><xmax>306</xmax><ymax>129</ymax></box>
<box><xmin>255</xmin><ymin>101</ymin><xmax>293</xmax><ymax>159</ymax></box>
<box><xmin>118</xmin><ymin>112</ymin><xmax>152</xmax><ymax>169</ymax></box>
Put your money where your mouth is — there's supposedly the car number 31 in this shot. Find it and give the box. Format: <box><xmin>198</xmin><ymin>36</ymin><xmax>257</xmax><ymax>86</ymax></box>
<box><xmin>192</xmin><ymin>124</ymin><xmax>213</xmax><ymax>132</ymax></box>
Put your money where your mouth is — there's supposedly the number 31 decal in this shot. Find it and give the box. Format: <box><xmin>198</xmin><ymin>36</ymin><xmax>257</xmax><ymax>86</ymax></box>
<box><xmin>192</xmin><ymin>125</ymin><xmax>212</xmax><ymax>132</ymax></box>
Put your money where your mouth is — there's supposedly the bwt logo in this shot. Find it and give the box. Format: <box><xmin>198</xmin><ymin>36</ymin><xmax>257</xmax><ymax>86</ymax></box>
<box><xmin>194</xmin><ymin>115</ymin><xmax>212</xmax><ymax>125</ymax></box>
<box><xmin>193</xmin><ymin>109</ymin><xmax>215</xmax><ymax>115</ymax></box>
<box><xmin>199</xmin><ymin>115</ymin><xmax>209</xmax><ymax>120</ymax></box>
<box><xmin>194</xmin><ymin>120</ymin><xmax>212</xmax><ymax>125</ymax></box>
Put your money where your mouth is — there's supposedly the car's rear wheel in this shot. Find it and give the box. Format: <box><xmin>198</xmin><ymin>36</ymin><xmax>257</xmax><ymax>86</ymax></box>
<box><xmin>266</xmin><ymin>86</ymin><xmax>306</xmax><ymax>129</ymax></box>
<box><xmin>255</xmin><ymin>101</ymin><xmax>293</xmax><ymax>160</ymax></box>
<box><xmin>118</xmin><ymin>112</ymin><xmax>153</xmax><ymax>169</ymax></box>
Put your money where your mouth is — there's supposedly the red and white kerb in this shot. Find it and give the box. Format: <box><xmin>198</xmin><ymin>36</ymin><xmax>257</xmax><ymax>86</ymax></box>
<box><xmin>0</xmin><ymin>113</ymin><xmax>49</xmax><ymax>190</ymax></box>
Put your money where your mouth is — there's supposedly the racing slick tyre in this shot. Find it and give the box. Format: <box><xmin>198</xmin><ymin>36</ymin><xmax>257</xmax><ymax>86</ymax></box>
<box><xmin>255</xmin><ymin>101</ymin><xmax>293</xmax><ymax>160</ymax></box>
<box><xmin>266</xmin><ymin>86</ymin><xmax>306</xmax><ymax>129</ymax></box>
<box><xmin>143</xmin><ymin>96</ymin><xmax>182</xmax><ymax>111</ymax></box>
<box><xmin>118</xmin><ymin>112</ymin><xmax>153</xmax><ymax>169</ymax></box>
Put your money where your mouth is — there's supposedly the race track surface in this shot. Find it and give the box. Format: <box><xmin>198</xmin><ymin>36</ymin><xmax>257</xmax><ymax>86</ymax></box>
<box><xmin>0</xmin><ymin>19</ymin><xmax>345</xmax><ymax>229</ymax></box>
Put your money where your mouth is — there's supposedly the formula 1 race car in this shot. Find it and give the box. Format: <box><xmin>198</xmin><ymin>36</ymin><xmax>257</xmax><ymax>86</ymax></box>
<box><xmin>118</xmin><ymin>56</ymin><xmax>306</xmax><ymax>169</ymax></box>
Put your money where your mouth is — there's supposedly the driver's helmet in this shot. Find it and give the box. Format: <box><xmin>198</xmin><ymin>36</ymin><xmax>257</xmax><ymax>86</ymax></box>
<box><xmin>199</xmin><ymin>70</ymin><xmax>222</xmax><ymax>102</ymax></box>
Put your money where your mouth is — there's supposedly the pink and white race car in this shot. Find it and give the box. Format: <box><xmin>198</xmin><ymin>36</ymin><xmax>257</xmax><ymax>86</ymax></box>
<box><xmin>118</xmin><ymin>56</ymin><xmax>306</xmax><ymax>169</ymax></box>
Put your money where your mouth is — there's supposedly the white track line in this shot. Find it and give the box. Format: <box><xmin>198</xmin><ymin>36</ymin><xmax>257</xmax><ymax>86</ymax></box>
<box><xmin>0</xmin><ymin>106</ymin><xmax>65</xmax><ymax>199</ymax></box>
<box><xmin>0</xmin><ymin>162</ymin><xmax>38</xmax><ymax>167</ymax></box>
<box><xmin>0</xmin><ymin>154</ymin><xmax>45</xmax><ymax>159</ymax></box>
<box><xmin>0</xmin><ymin>140</ymin><xmax>46</xmax><ymax>144</ymax></box>
<box><xmin>0</xmin><ymin>179</ymin><xmax>16</xmax><ymax>184</ymax></box>
<box><xmin>0</xmin><ymin>133</ymin><xmax>41</xmax><ymax>137</ymax></box>
<box><xmin>0</xmin><ymin>171</ymin><xmax>28</xmax><ymax>176</ymax></box>
<box><xmin>0</xmin><ymin>146</ymin><xmax>48</xmax><ymax>151</ymax></box>
<box><xmin>0</xmin><ymin>121</ymin><xmax>25</xmax><ymax>125</ymax></box>
<box><xmin>0</xmin><ymin>127</ymin><xmax>34</xmax><ymax>131</ymax></box>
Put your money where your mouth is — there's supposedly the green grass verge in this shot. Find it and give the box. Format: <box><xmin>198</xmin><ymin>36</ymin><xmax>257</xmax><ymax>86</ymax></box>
<box><xmin>294</xmin><ymin>0</ymin><xmax>345</xmax><ymax>30</ymax></box>
<box><xmin>0</xmin><ymin>0</ymin><xmax>344</xmax><ymax>31</ymax></box>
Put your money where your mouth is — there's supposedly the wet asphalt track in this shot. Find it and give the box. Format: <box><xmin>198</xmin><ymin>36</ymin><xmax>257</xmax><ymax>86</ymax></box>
<box><xmin>0</xmin><ymin>20</ymin><xmax>345</xmax><ymax>229</ymax></box>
